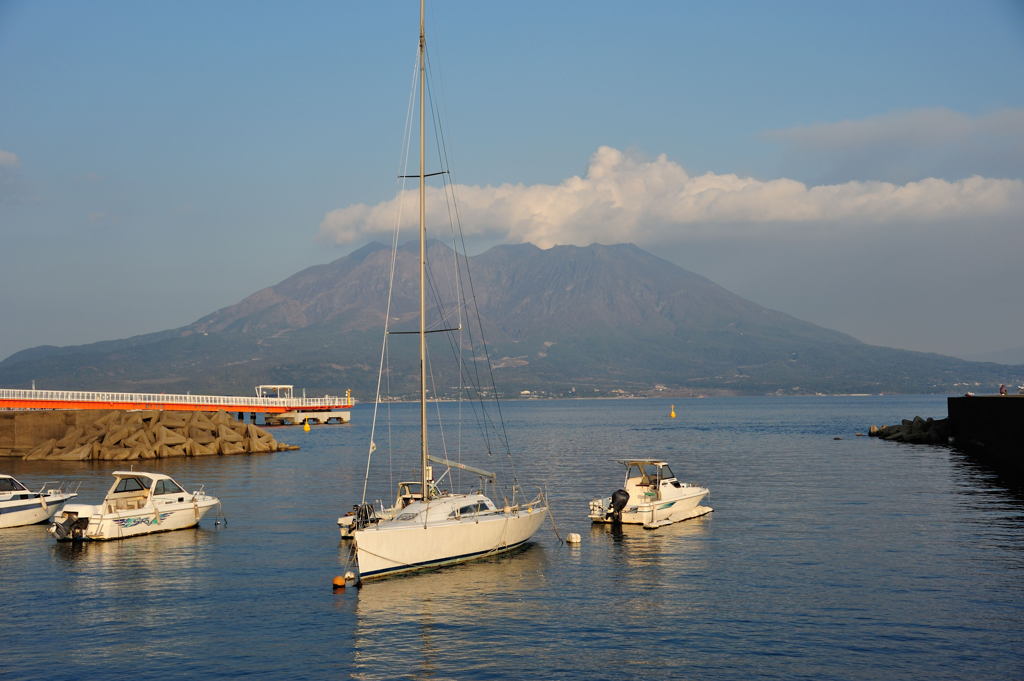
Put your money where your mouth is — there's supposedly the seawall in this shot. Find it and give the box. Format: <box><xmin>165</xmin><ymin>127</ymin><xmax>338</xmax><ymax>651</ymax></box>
<box><xmin>947</xmin><ymin>395</ymin><xmax>1022</xmax><ymax>464</ymax></box>
<box><xmin>0</xmin><ymin>410</ymin><xmax>100</xmax><ymax>454</ymax></box>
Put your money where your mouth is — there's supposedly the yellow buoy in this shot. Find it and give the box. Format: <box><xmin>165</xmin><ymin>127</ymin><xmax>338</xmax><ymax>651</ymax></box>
<box><xmin>332</xmin><ymin>575</ymin><xmax>346</xmax><ymax>590</ymax></box>
<box><xmin>669</xmin><ymin>404</ymin><xmax>676</xmax><ymax>418</ymax></box>
<box><xmin>303</xmin><ymin>420</ymin><xmax>311</xmax><ymax>432</ymax></box>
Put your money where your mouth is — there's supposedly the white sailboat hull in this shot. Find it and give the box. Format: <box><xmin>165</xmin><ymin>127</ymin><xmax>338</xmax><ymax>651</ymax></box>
<box><xmin>354</xmin><ymin>506</ymin><xmax>547</xmax><ymax>580</ymax></box>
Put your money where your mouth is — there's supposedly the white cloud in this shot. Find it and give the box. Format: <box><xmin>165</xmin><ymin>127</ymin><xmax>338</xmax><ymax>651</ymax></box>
<box><xmin>0</xmin><ymin>149</ymin><xmax>20</xmax><ymax>167</ymax></box>
<box><xmin>320</xmin><ymin>146</ymin><xmax>1024</xmax><ymax>248</ymax></box>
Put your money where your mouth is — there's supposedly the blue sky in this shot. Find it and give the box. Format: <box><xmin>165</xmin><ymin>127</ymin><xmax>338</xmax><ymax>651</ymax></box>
<box><xmin>2</xmin><ymin>0</ymin><xmax>1023</xmax><ymax>363</ymax></box>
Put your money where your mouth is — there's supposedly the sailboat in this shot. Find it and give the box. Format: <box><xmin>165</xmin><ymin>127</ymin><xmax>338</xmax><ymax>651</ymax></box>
<box><xmin>345</xmin><ymin>0</ymin><xmax>548</xmax><ymax>581</ymax></box>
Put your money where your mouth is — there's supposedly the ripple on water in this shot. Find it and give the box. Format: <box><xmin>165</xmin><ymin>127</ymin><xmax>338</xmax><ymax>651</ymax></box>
<box><xmin>3</xmin><ymin>396</ymin><xmax>1023</xmax><ymax>680</ymax></box>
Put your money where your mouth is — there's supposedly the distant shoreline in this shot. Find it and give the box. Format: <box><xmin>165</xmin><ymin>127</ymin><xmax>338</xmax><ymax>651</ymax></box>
<box><xmin>366</xmin><ymin>392</ymin><xmax>931</xmax><ymax>404</ymax></box>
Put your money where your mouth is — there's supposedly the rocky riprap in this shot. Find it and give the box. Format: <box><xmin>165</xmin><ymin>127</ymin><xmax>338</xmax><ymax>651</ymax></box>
<box><xmin>868</xmin><ymin>416</ymin><xmax>950</xmax><ymax>445</ymax></box>
<box><xmin>0</xmin><ymin>409</ymin><xmax>298</xmax><ymax>460</ymax></box>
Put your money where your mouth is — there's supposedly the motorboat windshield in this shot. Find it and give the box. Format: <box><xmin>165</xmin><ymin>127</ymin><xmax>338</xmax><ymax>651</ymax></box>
<box><xmin>619</xmin><ymin>460</ymin><xmax>675</xmax><ymax>485</ymax></box>
<box><xmin>0</xmin><ymin>476</ymin><xmax>29</xmax><ymax>493</ymax></box>
<box><xmin>107</xmin><ymin>472</ymin><xmax>185</xmax><ymax>497</ymax></box>
<box><xmin>154</xmin><ymin>478</ymin><xmax>185</xmax><ymax>495</ymax></box>
<box><xmin>111</xmin><ymin>475</ymin><xmax>152</xmax><ymax>494</ymax></box>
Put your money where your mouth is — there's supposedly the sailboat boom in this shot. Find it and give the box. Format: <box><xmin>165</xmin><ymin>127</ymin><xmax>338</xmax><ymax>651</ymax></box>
<box><xmin>426</xmin><ymin>455</ymin><xmax>496</xmax><ymax>482</ymax></box>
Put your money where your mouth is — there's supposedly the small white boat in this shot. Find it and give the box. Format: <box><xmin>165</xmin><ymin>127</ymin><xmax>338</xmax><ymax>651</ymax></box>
<box><xmin>588</xmin><ymin>459</ymin><xmax>711</xmax><ymax>529</ymax></box>
<box><xmin>49</xmin><ymin>470</ymin><xmax>219</xmax><ymax>541</ymax></box>
<box><xmin>0</xmin><ymin>474</ymin><xmax>78</xmax><ymax>528</ymax></box>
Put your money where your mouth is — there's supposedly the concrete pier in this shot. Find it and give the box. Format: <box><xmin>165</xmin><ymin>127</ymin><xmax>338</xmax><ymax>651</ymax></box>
<box><xmin>947</xmin><ymin>395</ymin><xmax>1022</xmax><ymax>465</ymax></box>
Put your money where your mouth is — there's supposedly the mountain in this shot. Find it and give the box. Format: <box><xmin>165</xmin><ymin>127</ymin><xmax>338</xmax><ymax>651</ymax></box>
<box><xmin>964</xmin><ymin>345</ymin><xmax>1024</xmax><ymax>366</ymax></box>
<box><xmin>1</xmin><ymin>242</ymin><xmax>1020</xmax><ymax>397</ymax></box>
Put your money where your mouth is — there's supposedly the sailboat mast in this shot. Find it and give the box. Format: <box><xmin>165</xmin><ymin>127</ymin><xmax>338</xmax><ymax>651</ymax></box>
<box><xmin>418</xmin><ymin>0</ymin><xmax>429</xmax><ymax>498</ymax></box>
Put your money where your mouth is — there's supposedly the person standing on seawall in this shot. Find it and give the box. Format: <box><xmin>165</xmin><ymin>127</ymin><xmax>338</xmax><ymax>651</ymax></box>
<box><xmin>999</xmin><ymin>383</ymin><xmax>1007</xmax><ymax>396</ymax></box>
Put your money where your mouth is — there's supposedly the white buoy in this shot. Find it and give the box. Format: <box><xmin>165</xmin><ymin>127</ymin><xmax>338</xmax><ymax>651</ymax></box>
<box><xmin>566</xmin><ymin>532</ymin><xmax>582</xmax><ymax>544</ymax></box>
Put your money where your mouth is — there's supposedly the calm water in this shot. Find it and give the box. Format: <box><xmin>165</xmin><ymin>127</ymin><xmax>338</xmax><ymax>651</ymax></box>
<box><xmin>3</xmin><ymin>396</ymin><xmax>1022</xmax><ymax>681</ymax></box>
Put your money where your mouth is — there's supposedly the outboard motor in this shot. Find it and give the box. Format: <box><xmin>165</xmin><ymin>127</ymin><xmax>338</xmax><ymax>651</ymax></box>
<box><xmin>606</xmin><ymin>489</ymin><xmax>630</xmax><ymax>523</ymax></box>
<box><xmin>50</xmin><ymin>514</ymin><xmax>89</xmax><ymax>541</ymax></box>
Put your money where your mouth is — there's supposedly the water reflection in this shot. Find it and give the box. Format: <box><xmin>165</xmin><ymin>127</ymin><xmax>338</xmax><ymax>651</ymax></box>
<box><xmin>5</xmin><ymin>397</ymin><xmax>1024</xmax><ymax>681</ymax></box>
<box><xmin>0</xmin><ymin>523</ymin><xmax>48</xmax><ymax>549</ymax></box>
<box><xmin>598</xmin><ymin>515</ymin><xmax>712</xmax><ymax>568</ymax></box>
<box><xmin>346</xmin><ymin>519</ymin><xmax>714</xmax><ymax>680</ymax></box>
<box><xmin>51</xmin><ymin>525</ymin><xmax>218</xmax><ymax>566</ymax></box>
<box><xmin>350</xmin><ymin>545</ymin><xmax>549</xmax><ymax>681</ymax></box>
<box><xmin>52</xmin><ymin>528</ymin><xmax>217</xmax><ymax>631</ymax></box>
<box><xmin>950</xmin><ymin>446</ymin><xmax>1024</xmax><ymax>503</ymax></box>
<box><xmin>590</xmin><ymin>518</ymin><xmax>712</xmax><ymax>627</ymax></box>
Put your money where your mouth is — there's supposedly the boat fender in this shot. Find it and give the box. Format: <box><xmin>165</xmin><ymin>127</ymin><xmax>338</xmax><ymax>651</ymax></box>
<box><xmin>333</xmin><ymin>571</ymin><xmax>362</xmax><ymax>589</ymax></box>
<box><xmin>607</xmin><ymin>489</ymin><xmax>630</xmax><ymax>522</ymax></box>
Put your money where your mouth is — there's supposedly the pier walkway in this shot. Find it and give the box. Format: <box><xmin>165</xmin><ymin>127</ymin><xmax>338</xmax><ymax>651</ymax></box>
<box><xmin>0</xmin><ymin>387</ymin><xmax>354</xmax><ymax>417</ymax></box>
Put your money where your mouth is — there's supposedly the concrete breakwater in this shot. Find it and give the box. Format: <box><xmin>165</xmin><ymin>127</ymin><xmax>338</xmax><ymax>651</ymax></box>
<box><xmin>868</xmin><ymin>416</ymin><xmax>950</xmax><ymax>444</ymax></box>
<box><xmin>0</xmin><ymin>409</ymin><xmax>299</xmax><ymax>460</ymax></box>
<box><xmin>869</xmin><ymin>396</ymin><xmax>1022</xmax><ymax>464</ymax></box>
<box><xmin>947</xmin><ymin>395</ymin><xmax>1021</xmax><ymax>460</ymax></box>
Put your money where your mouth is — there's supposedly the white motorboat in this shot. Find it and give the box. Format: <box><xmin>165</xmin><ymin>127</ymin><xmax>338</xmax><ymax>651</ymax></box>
<box><xmin>49</xmin><ymin>470</ymin><xmax>219</xmax><ymax>541</ymax></box>
<box><xmin>588</xmin><ymin>459</ymin><xmax>712</xmax><ymax>529</ymax></box>
<box><xmin>343</xmin><ymin>0</ymin><xmax>547</xmax><ymax>580</ymax></box>
<box><xmin>0</xmin><ymin>474</ymin><xmax>78</xmax><ymax>529</ymax></box>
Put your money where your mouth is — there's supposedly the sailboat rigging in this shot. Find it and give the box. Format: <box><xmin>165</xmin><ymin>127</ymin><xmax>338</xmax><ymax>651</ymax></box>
<box><xmin>339</xmin><ymin>0</ymin><xmax>548</xmax><ymax>581</ymax></box>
